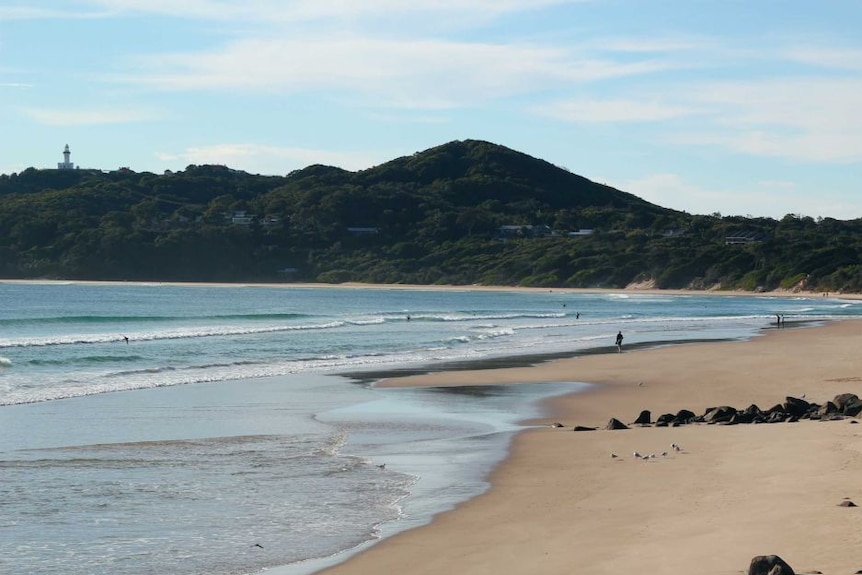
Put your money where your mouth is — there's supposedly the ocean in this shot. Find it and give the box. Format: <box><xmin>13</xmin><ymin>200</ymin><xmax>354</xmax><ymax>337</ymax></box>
<box><xmin>1</xmin><ymin>282</ymin><xmax>860</xmax><ymax>575</ymax></box>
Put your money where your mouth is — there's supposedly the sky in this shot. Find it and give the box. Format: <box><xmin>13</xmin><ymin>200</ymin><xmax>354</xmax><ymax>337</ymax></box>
<box><xmin>1</xmin><ymin>1</ymin><xmax>861</xmax><ymax>219</ymax></box>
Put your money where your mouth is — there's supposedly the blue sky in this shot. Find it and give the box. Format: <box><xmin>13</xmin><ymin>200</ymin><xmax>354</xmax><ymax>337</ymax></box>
<box><xmin>1</xmin><ymin>1</ymin><xmax>860</xmax><ymax>219</ymax></box>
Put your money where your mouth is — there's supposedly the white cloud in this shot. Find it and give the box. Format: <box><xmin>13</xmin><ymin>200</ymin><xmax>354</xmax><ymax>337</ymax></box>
<box><xmin>672</xmin><ymin>77</ymin><xmax>862</xmax><ymax>163</ymax></box>
<box><xmin>785</xmin><ymin>47</ymin><xmax>862</xmax><ymax>71</ymax></box>
<box><xmin>610</xmin><ymin>173</ymin><xmax>862</xmax><ymax>219</ymax></box>
<box><xmin>116</xmin><ymin>36</ymin><xmax>677</xmax><ymax>110</ymax></box>
<box><xmin>155</xmin><ymin>143</ymin><xmax>383</xmax><ymax>174</ymax></box>
<box><xmin>83</xmin><ymin>0</ymin><xmax>587</xmax><ymax>22</ymax></box>
<box><xmin>534</xmin><ymin>98</ymin><xmax>697</xmax><ymax>123</ymax></box>
<box><xmin>23</xmin><ymin>106</ymin><xmax>165</xmax><ymax>126</ymax></box>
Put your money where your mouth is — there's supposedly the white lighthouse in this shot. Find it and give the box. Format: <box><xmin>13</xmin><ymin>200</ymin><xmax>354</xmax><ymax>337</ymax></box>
<box><xmin>57</xmin><ymin>144</ymin><xmax>75</xmax><ymax>170</ymax></box>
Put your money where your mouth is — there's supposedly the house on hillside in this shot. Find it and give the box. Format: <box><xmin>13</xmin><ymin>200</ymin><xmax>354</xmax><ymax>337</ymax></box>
<box><xmin>229</xmin><ymin>211</ymin><xmax>255</xmax><ymax>226</ymax></box>
<box><xmin>725</xmin><ymin>231</ymin><xmax>768</xmax><ymax>245</ymax></box>
<box><xmin>498</xmin><ymin>224</ymin><xmax>553</xmax><ymax>239</ymax></box>
<box><xmin>347</xmin><ymin>227</ymin><xmax>379</xmax><ymax>235</ymax></box>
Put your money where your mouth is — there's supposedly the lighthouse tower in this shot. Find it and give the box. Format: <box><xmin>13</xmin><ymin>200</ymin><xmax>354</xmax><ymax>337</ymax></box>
<box><xmin>57</xmin><ymin>144</ymin><xmax>75</xmax><ymax>170</ymax></box>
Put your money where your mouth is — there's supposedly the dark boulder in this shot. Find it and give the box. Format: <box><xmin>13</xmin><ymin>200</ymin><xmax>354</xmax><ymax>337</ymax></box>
<box><xmin>817</xmin><ymin>401</ymin><xmax>838</xmax><ymax>417</ymax></box>
<box><xmin>573</xmin><ymin>425</ymin><xmax>597</xmax><ymax>432</ymax></box>
<box><xmin>843</xmin><ymin>398</ymin><xmax>862</xmax><ymax>417</ymax></box>
<box><xmin>674</xmin><ymin>409</ymin><xmax>696</xmax><ymax>424</ymax></box>
<box><xmin>766</xmin><ymin>403</ymin><xmax>785</xmax><ymax>415</ymax></box>
<box><xmin>633</xmin><ymin>410</ymin><xmax>651</xmax><ymax>425</ymax></box>
<box><xmin>704</xmin><ymin>405</ymin><xmax>737</xmax><ymax>423</ymax></box>
<box><xmin>655</xmin><ymin>413</ymin><xmax>676</xmax><ymax>427</ymax></box>
<box><xmin>730</xmin><ymin>411</ymin><xmax>756</xmax><ymax>424</ymax></box>
<box><xmin>832</xmin><ymin>393</ymin><xmax>859</xmax><ymax>412</ymax></box>
<box><xmin>606</xmin><ymin>418</ymin><xmax>630</xmax><ymax>430</ymax></box>
<box><xmin>744</xmin><ymin>404</ymin><xmax>763</xmax><ymax>416</ymax></box>
<box><xmin>766</xmin><ymin>411</ymin><xmax>786</xmax><ymax>424</ymax></box>
<box><xmin>783</xmin><ymin>396</ymin><xmax>810</xmax><ymax>417</ymax></box>
<box><xmin>748</xmin><ymin>554</ymin><xmax>795</xmax><ymax>575</ymax></box>
<box><xmin>838</xmin><ymin>500</ymin><xmax>857</xmax><ymax>507</ymax></box>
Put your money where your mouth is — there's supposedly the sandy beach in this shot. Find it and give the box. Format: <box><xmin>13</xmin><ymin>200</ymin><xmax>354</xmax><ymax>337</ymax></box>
<box><xmin>319</xmin><ymin>319</ymin><xmax>862</xmax><ymax>575</ymax></box>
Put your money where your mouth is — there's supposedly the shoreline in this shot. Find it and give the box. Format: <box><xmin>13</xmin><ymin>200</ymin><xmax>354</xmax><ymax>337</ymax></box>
<box><xmin>315</xmin><ymin>319</ymin><xmax>862</xmax><ymax>575</ymax></box>
<box><xmin>2</xmin><ymin>277</ymin><xmax>860</xmax><ymax>301</ymax></box>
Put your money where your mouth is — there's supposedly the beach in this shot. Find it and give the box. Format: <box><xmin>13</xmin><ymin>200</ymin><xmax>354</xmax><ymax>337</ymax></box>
<box><xmin>319</xmin><ymin>319</ymin><xmax>862</xmax><ymax>575</ymax></box>
<box><xmin>4</xmin><ymin>280</ymin><xmax>862</xmax><ymax>574</ymax></box>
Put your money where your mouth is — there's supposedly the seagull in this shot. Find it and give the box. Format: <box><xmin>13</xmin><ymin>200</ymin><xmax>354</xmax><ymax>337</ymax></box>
<box><xmin>661</xmin><ymin>451</ymin><xmax>668</xmax><ymax>457</ymax></box>
<box><xmin>376</xmin><ymin>463</ymin><xmax>386</xmax><ymax>469</ymax></box>
<box><xmin>672</xmin><ymin>444</ymin><xmax>681</xmax><ymax>452</ymax></box>
<box><xmin>633</xmin><ymin>451</ymin><xmax>641</xmax><ymax>458</ymax></box>
<box><xmin>610</xmin><ymin>453</ymin><xmax>618</xmax><ymax>458</ymax></box>
<box><xmin>253</xmin><ymin>544</ymin><xmax>264</xmax><ymax>549</ymax></box>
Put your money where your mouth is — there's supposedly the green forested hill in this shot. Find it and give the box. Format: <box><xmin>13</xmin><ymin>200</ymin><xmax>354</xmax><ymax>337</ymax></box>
<box><xmin>1</xmin><ymin>139</ymin><xmax>861</xmax><ymax>292</ymax></box>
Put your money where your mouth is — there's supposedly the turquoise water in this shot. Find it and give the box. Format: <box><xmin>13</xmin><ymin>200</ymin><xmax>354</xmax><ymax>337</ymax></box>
<box><xmin>1</xmin><ymin>282</ymin><xmax>860</xmax><ymax>575</ymax></box>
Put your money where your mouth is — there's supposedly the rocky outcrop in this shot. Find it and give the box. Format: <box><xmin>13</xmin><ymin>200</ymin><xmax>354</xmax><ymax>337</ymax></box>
<box><xmin>748</xmin><ymin>555</ymin><xmax>795</xmax><ymax>575</ymax></box>
<box><xmin>606</xmin><ymin>393</ymin><xmax>862</xmax><ymax>432</ymax></box>
<box><xmin>606</xmin><ymin>418</ymin><xmax>630</xmax><ymax>430</ymax></box>
<box><xmin>833</xmin><ymin>393</ymin><xmax>862</xmax><ymax>416</ymax></box>
<box><xmin>633</xmin><ymin>410</ymin><xmax>651</xmax><ymax>425</ymax></box>
<box><xmin>704</xmin><ymin>405</ymin><xmax>737</xmax><ymax>424</ymax></box>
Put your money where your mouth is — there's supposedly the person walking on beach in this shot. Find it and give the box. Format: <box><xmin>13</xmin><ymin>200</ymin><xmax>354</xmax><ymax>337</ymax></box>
<box><xmin>615</xmin><ymin>331</ymin><xmax>624</xmax><ymax>353</ymax></box>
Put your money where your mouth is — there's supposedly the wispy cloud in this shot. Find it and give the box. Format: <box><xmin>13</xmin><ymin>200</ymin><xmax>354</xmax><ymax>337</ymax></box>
<box><xmin>673</xmin><ymin>77</ymin><xmax>862</xmax><ymax>163</ymax></box>
<box><xmin>785</xmin><ymin>46</ymin><xmax>862</xmax><ymax>71</ymax></box>
<box><xmin>115</xmin><ymin>36</ymin><xmax>677</xmax><ymax>110</ymax></box>
<box><xmin>534</xmin><ymin>98</ymin><xmax>697</xmax><ymax>123</ymax></box>
<box><xmin>23</xmin><ymin>106</ymin><xmax>165</xmax><ymax>126</ymax></box>
<box><xmin>612</xmin><ymin>172</ymin><xmax>855</xmax><ymax>219</ymax></box>
<box><xmin>83</xmin><ymin>0</ymin><xmax>588</xmax><ymax>22</ymax></box>
<box><xmin>155</xmin><ymin>143</ymin><xmax>383</xmax><ymax>173</ymax></box>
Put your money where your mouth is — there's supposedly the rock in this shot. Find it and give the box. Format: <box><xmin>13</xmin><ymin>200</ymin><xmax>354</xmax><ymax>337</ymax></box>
<box><xmin>844</xmin><ymin>398</ymin><xmax>862</xmax><ymax>417</ymax></box>
<box><xmin>816</xmin><ymin>401</ymin><xmax>838</xmax><ymax>417</ymax></box>
<box><xmin>550</xmin><ymin>422</ymin><xmax>565</xmax><ymax>428</ymax></box>
<box><xmin>766</xmin><ymin>411</ymin><xmax>786</xmax><ymax>424</ymax></box>
<box><xmin>704</xmin><ymin>405</ymin><xmax>737</xmax><ymax>423</ymax></box>
<box><xmin>766</xmin><ymin>403</ymin><xmax>785</xmax><ymax>415</ymax></box>
<box><xmin>783</xmin><ymin>396</ymin><xmax>810</xmax><ymax>417</ymax></box>
<box><xmin>838</xmin><ymin>500</ymin><xmax>857</xmax><ymax>507</ymax></box>
<box><xmin>730</xmin><ymin>412</ymin><xmax>755</xmax><ymax>424</ymax></box>
<box><xmin>744</xmin><ymin>404</ymin><xmax>763</xmax><ymax>416</ymax></box>
<box><xmin>832</xmin><ymin>393</ymin><xmax>859</xmax><ymax>412</ymax></box>
<box><xmin>606</xmin><ymin>418</ymin><xmax>630</xmax><ymax>430</ymax></box>
<box><xmin>573</xmin><ymin>425</ymin><xmax>597</xmax><ymax>432</ymax></box>
<box><xmin>655</xmin><ymin>413</ymin><xmax>675</xmax><ymax>426</ymax></box>
<box><xmin>748</xmin><ymin>554</ymin><xmax>795</xmax><ymax>575</ymax></box>
<box><xmin>674</xmin><ymin>409</ymin><xmax>696</xmax><ymax>424</ymax></box>
<box><xmin>633</xmin><ymin>409</ymin><xmax>651</xmax><ymax>425</ymax></box>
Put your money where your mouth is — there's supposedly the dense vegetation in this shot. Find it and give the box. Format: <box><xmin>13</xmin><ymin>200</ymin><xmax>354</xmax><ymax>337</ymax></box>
<box><xmin>1</xmin><ymin>139</ymin><xmax>861</xmax><ymax>292</ymax></box>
